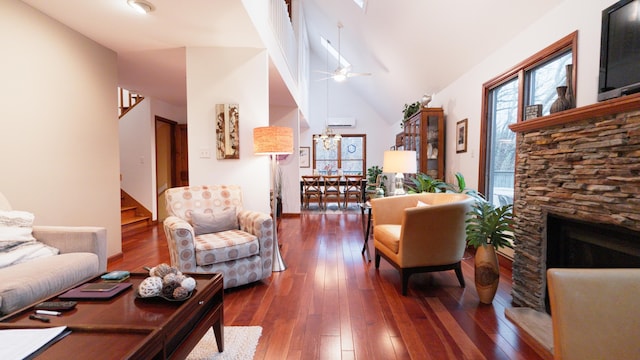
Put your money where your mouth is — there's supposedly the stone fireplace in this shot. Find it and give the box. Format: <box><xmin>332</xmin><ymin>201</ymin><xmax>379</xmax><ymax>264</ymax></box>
<box><xmin>509</xmin><ymin>94</ymin><xmax>640</xmax><ymax>312</ymax></box>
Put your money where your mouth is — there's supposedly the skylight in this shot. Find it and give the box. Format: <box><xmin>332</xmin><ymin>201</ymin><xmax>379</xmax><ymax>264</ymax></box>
<box><xmin>320</xmin><ymin>36</ymin><xmax>350</xmax><ymax>70</ymax></box>
<box><xmin>352</xmin><ymin>0</ymin><xmax>367</xmax><ymax>10</ymax></box>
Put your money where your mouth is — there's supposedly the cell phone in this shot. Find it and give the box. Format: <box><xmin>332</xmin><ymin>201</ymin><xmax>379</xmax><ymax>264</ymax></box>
<box><xmin>35</xmin><ymin>301</ymin><xmax>77</xmax><ymax>311</ymax></box>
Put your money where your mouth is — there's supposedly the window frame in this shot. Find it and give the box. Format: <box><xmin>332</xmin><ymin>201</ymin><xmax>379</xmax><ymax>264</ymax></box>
<box><xmin>479</xmin><ymin>31</ymin><xmax>577</xmax><ymax>193</ymax></box>
<box><xmin>312</xmin><ymin>134</ymin><xmax>367</xmax><ymax>175</ymax></box>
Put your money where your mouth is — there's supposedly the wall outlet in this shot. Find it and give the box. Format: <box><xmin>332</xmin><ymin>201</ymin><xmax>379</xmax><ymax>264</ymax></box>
<box><xmin>199</xmin><ymin>149</ymin><xmax>211</xmax><ymax>158</ymax></box>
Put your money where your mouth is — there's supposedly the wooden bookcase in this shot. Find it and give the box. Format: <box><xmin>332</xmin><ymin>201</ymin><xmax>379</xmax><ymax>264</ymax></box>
<box><xmin>402</xmin><ymin>107</ymin><xmax>445</xmax><ymax>179</ymax></box>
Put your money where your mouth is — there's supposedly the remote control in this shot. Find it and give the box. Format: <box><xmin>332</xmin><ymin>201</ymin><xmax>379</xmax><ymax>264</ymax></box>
<box><xmin>35</xmin><ymin>301</ymin><xmax>77</xmax><ymax>311</ymax></box>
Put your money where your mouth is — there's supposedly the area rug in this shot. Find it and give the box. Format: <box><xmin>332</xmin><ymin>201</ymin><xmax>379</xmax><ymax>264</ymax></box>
<box><xmin>187</xmin><ymin>326</ymin><xmax>262</xmax><ymax>360</ymax></box>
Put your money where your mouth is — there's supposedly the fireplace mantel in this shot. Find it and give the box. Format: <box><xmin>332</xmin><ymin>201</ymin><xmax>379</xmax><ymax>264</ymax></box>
<box><xmin>510</xmin><ymin>92</ymin><xmax>640</xmax><ymax>133</ymax></box>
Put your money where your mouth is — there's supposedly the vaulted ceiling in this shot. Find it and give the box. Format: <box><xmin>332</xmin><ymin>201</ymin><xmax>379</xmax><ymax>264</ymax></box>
<box><xmin>19</xmin><ymin>0</ymin><xmax>564</xmax><ymax>124</ymax></box>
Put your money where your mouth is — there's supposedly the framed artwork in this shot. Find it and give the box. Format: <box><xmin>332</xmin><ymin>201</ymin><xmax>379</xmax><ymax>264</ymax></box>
<box><xmin>525</xmin><ymin>104</ymin><xmax>542</xmax><ymax>120</ymax></box>
<box><xmin>456</xmin><ymin>118</ymin><xmax>468</xmax><ymax>153</ymax></box>
<box><xmin>299</xmin><ymin>147</ymin><xmax>310</xmax><ymax>168</ymax></box>
<box><xmin>215</xmin><ymin>104</ymin><xmax>239</xmax><ymax>159</ymax></box>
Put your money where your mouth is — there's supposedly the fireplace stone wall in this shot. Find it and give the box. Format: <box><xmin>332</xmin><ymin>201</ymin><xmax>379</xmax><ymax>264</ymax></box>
<box><xmin>510</xmin><ymin>98</ymin><xmax>640</xmax><ymax>311</ymax></box>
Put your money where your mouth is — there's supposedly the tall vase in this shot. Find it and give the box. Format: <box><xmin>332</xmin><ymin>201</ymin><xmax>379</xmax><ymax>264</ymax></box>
<box><xmin>550</xmin><ymin>86</ymin><xmax>570</xmax><ymax>114</ymax></box>
<box><xmin>565</xmin><ymin>64</ymin><xmax>575</xmax><ymax>109</ymax></box>
<box><xmin>475</xmin><ymin>244</ymin><xmax>500</xmax><ymax>304</ymax></box>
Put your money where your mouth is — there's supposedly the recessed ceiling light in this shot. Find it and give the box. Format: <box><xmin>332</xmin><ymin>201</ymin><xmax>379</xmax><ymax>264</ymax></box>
<box><xmin>127</xmin><ymin>0</ymin><xmax>155</xmax><ymax>14</ymax></box>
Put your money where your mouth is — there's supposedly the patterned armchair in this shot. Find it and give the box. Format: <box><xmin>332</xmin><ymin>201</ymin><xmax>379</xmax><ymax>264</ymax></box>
<box><xmin>163</xmin><ymin>185</ymin><xmax>274</xmax><ymax>289</ymax></box>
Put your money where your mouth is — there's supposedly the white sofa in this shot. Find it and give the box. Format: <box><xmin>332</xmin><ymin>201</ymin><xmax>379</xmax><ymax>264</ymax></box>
<box><xmin>0</xmin><ymin>192</ymin><xmax>107</xmax><ymax>315</ymax></box>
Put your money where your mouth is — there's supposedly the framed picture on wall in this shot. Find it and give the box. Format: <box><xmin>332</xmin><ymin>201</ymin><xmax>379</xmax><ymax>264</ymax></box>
<box><xmin>299</xmin><ymin>147</ymin><xmax>310</xmax><ymax>168</ymax></box>
<box><xmin>456</xmin><ymin>118</ymin><xmax>468</xmax><ymax>153</ymax></box>
<box><xmin>215</xmin><ymin>104</ymin><xmax>240</xmax><ymax>159</ymax></box>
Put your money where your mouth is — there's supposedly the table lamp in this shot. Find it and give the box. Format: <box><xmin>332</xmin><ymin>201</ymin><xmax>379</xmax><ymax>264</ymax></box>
<box><xmin>253</xmin><ymin>126</ymin><xmax>293</xmax><ymax>272</ymax></box>
<box><xmin>383</xmin><ymin>150</ymin><xmax>417</xmax><ymax>196</ymax></box>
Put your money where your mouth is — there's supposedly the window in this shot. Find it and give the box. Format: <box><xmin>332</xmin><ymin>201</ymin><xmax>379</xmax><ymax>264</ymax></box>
<box><xmin>486</xmin><ymin>78</ymin><xmax>518</xmax><ymax>207</ymax></box>
<box><xmin>480</xmin><ymin>32</ymin><xmax>577</xmax><ymax>208</ymax></box>
<box><xmin>313</xmin><ymin>134</ymin><xmax>366</xmax><ymax>175</ymax></box>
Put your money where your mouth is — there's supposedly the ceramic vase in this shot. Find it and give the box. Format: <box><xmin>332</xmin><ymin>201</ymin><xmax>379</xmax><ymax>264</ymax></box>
<box><xmin>475</xmin><ymin>244</ymin><xmax>500</xmax><ymax>304</ymax></box>
<box><xmin>550</xmin><ymin>86</ymin><xmax>570</xmax><ymax>114</ymax></box>
<box><xmin>565</xmin><ymin>64</ymin><xmax>575</xmax><ymax>109</ymax></box>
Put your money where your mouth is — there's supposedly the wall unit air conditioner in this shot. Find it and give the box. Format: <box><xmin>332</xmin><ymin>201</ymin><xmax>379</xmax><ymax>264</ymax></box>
<box><xmin>327</xmin><ymin>117</ymin><xmax>356</xmax><ymax>128</ymax></box>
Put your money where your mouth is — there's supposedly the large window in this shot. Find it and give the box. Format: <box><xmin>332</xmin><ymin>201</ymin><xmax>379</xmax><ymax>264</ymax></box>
<box><xmin>313</xmin><ymin>134</ymin><xmax>366</xmax><ymax>175</ymax></box>
<box><xmin>480</xmin><ymin>32</ymin><xmax>577</xmax><ymax>208</ymax></box>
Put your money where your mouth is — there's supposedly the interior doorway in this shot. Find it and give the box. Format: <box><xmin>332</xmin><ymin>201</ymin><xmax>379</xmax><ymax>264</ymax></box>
<box><xmin>155</xmin><ymin>116</ymin><xmax>188</xmax><ymax>222</ymax></box>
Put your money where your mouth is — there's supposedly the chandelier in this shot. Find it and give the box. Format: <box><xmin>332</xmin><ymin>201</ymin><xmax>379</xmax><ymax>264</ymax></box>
<box><xmin>314</xmin><ymin>31</ymin><xmax>342</xmax><ymax>151</ymax></box>
<box><xmin>314</xmin><ymin>128</ymin><xmax>342</xmax><ymax>150</ymax></box>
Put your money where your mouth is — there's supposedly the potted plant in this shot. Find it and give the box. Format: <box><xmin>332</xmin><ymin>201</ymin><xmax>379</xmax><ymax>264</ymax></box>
<box><xmin>401</xmin><ymin>101</ymin><xmax>421</xmax><ymax>127</ymax></box>
<box><xmin>366</xmin><ymin>166</ymin><xmax>387</xmax><ymax>199</ymax></box>
<box><xmin>465</xmin><ymin>200</ymin><xmax>514</xmax><ymax>304</ymax></box>
<box><xmin>444</xmin><ymin>172</ymin><xmax>483</xmax><ymax>200</ymax></box>
<box><xmin>275</xmin><ymin>166</ymin><xmax>283</xmax><ymax>217</ymax></box>
<box><xmin>406</xmin><ymin>172</ymin><xmax>446</xmax><ymax>193</ymax></box>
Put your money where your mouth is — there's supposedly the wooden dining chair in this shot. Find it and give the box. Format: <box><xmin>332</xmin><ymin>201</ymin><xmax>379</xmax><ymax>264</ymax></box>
<box><xmin>343</xmin><ymin>175</ymin><xmax>363</xmax><ymax>209</ymax></box>
<box><xmin>322</xmin><ymin>175</ymin><xmax>342</xmax><ymax>210</ymax></box>
<box><xmin>301</xmin><ymin>175</ymin><xmax>322</xmax><ymax>209</ymax></box>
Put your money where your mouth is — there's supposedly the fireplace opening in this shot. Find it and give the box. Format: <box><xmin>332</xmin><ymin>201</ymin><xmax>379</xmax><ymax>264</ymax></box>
<box><xmin>544</xmin><ymin>214</ymin><xmax>640</xmax><ymax>313</ymax></box>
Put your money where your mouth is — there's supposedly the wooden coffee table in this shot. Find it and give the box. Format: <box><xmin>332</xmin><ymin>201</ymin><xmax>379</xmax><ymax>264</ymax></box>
<box><xmin>0</xmin><ymin>272</ymin><xmax>223</xmax><ymax>359</ymax></box>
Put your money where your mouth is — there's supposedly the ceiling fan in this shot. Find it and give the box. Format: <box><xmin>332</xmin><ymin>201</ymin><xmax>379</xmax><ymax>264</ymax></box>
<box><xmin>316</xmin><ymin>23</ymin><xmax>372</xmax><ymax>82</ymax></box>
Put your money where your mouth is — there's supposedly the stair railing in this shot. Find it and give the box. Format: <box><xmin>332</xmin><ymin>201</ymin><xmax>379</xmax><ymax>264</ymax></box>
<box><xmin>118</xmin><ymin>87</ymin><xmax>145</xmax><ymax>118</ymax></box>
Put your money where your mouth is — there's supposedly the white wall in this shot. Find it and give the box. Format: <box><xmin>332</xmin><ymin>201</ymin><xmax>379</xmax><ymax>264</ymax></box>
<box><xmin>119</xmin><ymin>100</ymin><xmax>154</xmax><ymax>218</ymax></box>
<box><xmin>431</xmin><ymin>0</ymin><xmax>616</xmax><ymax>190</ymax></box>
<box><xmin>119</xmin><ymin>97</ymin><xmax>187</xmax><ymax>221</ymax></box>
<box><xmin>0</xmin><ymin>0</ymin><xmax>121</xmax><ymax>256</ymax></box>
<box><xmin>186</xmin><ymin>47</ymin><xmax>271</xmax><ymax>214</ymax></box>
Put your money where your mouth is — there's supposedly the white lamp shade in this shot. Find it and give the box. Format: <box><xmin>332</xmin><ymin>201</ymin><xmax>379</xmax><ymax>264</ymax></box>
<box><xmin>383</xmin><ymin>150</ymin><xmax>417</xmax><ymax>174</ymax></box>
<box><xmin>253</xmin><ymin>126</ymin><xmax>294</xmax><ymax>155</ymax></box>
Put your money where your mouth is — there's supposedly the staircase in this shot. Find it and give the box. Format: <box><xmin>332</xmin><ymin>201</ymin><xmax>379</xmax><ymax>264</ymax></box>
<box><xmin>118</xmin><ymin>87</ymin><xmax>144</xmax><ymax>118</ymax></box>
<box><xmin>121</xmin><ymin>190</ymin><xmax>152</xmax><ymax>234</ymax></box>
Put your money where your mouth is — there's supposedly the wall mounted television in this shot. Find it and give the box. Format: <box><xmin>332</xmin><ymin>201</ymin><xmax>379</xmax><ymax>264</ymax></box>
<box><xmin>598</xmin><ymin>0</ymin><xmax>640</xmax><ymax>101</ymax></box>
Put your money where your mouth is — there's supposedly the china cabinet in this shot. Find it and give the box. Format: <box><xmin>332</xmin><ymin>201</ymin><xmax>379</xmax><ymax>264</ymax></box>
<box><xmin>402</xmin><ymin>107</ymin><xmax>445</xmax><ymax>179</ymax></box>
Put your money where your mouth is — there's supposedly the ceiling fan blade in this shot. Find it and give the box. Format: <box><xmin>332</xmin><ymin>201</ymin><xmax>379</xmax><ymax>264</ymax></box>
<box><xmin>346</xmin><ymin>72</ymin><xmax>372</xmax><ymax>77</ymax></box>
<box><xmin>313</xmin><ymin>70</ymin><xmax>334</xmax><ymax>75</ymax></box>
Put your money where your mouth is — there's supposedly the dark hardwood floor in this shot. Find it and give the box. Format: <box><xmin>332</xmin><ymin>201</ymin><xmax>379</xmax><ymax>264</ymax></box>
<box><xmin>109</xmin><ymin>211</ymin><xmax>551</xmax><ymax>360</ymax></box>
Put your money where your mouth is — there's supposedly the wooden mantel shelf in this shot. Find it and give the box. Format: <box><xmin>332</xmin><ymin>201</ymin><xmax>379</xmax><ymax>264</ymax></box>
<box><xmin>509</xmin><ymin>92</ymin><xmax>640</xmax><ymax>133</ymax></box>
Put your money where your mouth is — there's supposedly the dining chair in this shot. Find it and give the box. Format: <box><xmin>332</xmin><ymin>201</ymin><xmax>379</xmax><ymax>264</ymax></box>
<box><xmin>343</xmin><ymin>175</ymin><xmax>363</xmax><ymax>209</ymax></box>
<box><xmin>322</xmin><ymin>175</ymin><xmax>342</xmax><ymax>210</ymax></box>
<box><xmin>301</xmin><ymin>175</ymin><xmax>322</xmax><ymax>209</ymax></box>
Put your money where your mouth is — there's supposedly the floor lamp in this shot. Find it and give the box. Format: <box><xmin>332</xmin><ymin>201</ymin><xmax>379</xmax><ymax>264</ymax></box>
<box><xmin>253</xmin><ymin>126</ymin><xmax>293</xmax><ymax>272</ymax></box>
<box><xmin>383</xmin><ymin>150</ymin><xmax>417</xmax><ymax>196</ymax></box>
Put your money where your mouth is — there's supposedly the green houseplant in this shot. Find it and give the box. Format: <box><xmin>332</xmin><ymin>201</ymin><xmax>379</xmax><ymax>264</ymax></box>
<box><xmin>444</xmin><ymin>172</ymin><xmax>483</xmax><ymax>200</ymax></box>
<box><xmin>366</xmin><ymin>166</ymin><xmax>387</xmax><ymax>199</ymax></box>
<box><xmin>465</xmin><ymin>200</ymin><xmax>514</xmax><ymax>304</ymax></box>
<box><xmin>401</xmin><ymin>101</ymin><xmax>421</xmax><ymax>126</ymax></box>
<box><xmin>406</xmin><ymin>172</ymin><xmax>446</xmax><ymax>193</ymax></box>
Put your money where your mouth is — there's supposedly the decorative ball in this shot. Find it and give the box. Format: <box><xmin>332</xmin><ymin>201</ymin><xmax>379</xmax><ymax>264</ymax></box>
<box><xmin>181</xmin><ymin>277</ymin><xmax>196</xmax><ymax>292</ymax></box>
<box><xmin>162</xmin><ymin>283</ymin><xmax>178</xmax><ymax>298</ymax></box>
<box><xmin>149</xmin><ymin>263</ymin><xmax>173</xmax><ymax>278</ymax></box>
<box><xmin>163</xmin><ymin>273</ymin><xmax>180</xmax><ymax>285</ymax></box>
<box><xmin>138</xmin><ymin>276</ymin><xmax>163</xmax><ymax>298</ymax></box>
<box><xmin>173</xmin><ymin>286</ymin><xmax>190</xmax><ymax>300</ymax></box>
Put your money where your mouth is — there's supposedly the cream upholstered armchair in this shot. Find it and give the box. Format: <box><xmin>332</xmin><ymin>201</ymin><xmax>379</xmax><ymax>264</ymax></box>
<box><xmin>163</xmin><ymin>185</ymin><xmax>274</xmax><ymax>289</ymax></box>
<box><xmin>547</xmin><ymin>268</ymin><xmax>640</xmax><ymax>360</ymax></box>
<box><xmin>371</xmin><ymin>193</ymin><xmax>474</xmax><ymax>295</ymax></box>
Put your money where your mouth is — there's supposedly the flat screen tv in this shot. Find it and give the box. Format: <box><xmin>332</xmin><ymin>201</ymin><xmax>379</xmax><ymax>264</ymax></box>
<box><xmin>598</xmin><ymin>0</ymin><xmax>640</xmax><ymax>101</ymax></box>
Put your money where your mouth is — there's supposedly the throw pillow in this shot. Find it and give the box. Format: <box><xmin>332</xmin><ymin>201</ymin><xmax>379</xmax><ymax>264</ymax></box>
<box><xmin>191</xmin><ymin>207</ymin><xmax>238</xmax><ymax>235</ymax></box>
<box><xmin>416</xmin><ymin>200</ymin><xmax>430</xmax><ymax>207</ymax></box>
